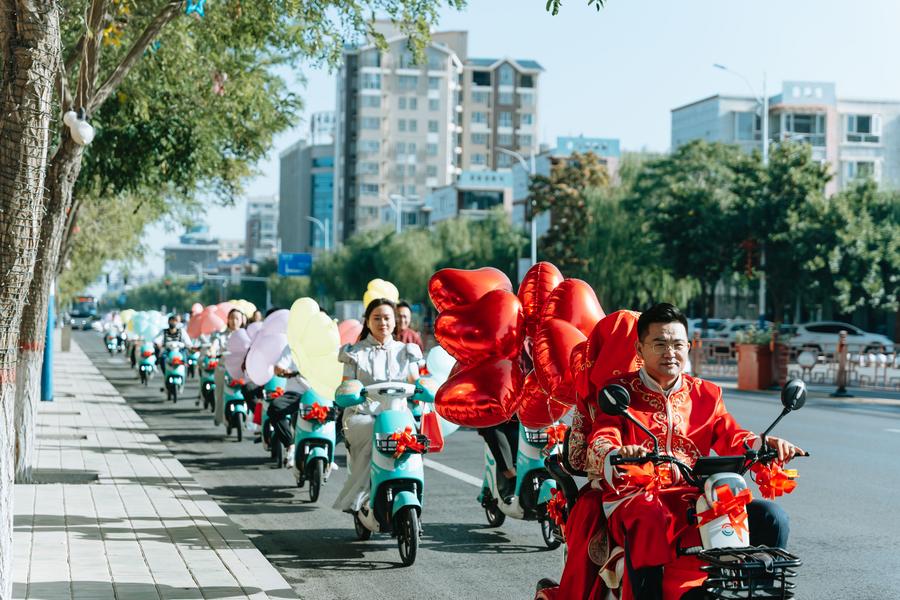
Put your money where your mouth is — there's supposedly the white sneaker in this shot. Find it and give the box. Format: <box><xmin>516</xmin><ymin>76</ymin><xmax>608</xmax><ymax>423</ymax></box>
<box><xmin>286</xmin><ymin>445</ymin><xmax>295</xmax><ymax>468</ymax></box>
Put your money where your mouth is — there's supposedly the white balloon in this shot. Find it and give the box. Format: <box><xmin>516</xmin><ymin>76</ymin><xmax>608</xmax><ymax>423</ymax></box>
<box><xmin>75</xmin><ymin>120</ymin><xmax>95</xmax><ymax>145</ymax></box>
<box><xmin>63</xmin><ymin>111</ymin><xmax>78</xmax><ymax>127</ymax></box>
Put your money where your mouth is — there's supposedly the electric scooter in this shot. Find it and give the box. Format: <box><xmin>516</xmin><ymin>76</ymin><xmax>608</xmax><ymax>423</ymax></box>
<box><xmin>163</xmin><ymin>341</ymin><xmax>186</xmax><ymax>403</ymax></box>
<box><xmin>291</xmin><ymin>387</ymin><xmax>337</xmax><ymax>502</ymax></box>
<box><xmin>223</xmin><ymin>372</ymin><xmax>247</xmax><ymax>441</ymax></box>
<box><xmin>260</xmin><ymin>376</ymin><xmax>288</xmax><ymax>465</ymax></box>
<box><xmin>137</xmin><ymin>341</ymin><xmax>156</xmax><ymax>385</ymax></box>
<box><xmin>479</xmin><ymin>422</ymin><xmax>563</xmax><ymax>549</ymax></box>
<box><xmin>335</xmin><ymin>380</ymin><xmax>433</xmax><ymax>567</ymax></box>
<box><xmin>186</xmin><ymin>345</ymin><xmax>201</xmax><ymax>379</ymax></box>
<box><xmin>198</xmin><ymin>346</ymin><xmax>217</xmax><ymax>411</ymax></box>
<box><xmin>104</xmin><ymin>327</ymin><xmax>121</xmax><ymax>353</ymax></box>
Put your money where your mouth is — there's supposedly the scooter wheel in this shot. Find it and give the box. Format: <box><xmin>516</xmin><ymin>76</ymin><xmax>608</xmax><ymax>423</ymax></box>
<box><xmin>485</xmin><ymin>501</ymin><xmax>506</xmax><ymax>528</ymax></box>
<box><xmin>237</xmin><ymin>413</ymin><xmax>244</xmax><ymax>442</ymax></box>
<box><xmin>308</xmin><ymin>459</ymin><xmax>323</xmax><ymax>503</ymax></box>
<box><xmin>354</xmin><ymin>513</ymin><xmax>372</xmax><ymax>541</ymax></box>
<box><xmin>396</xmin><ymin>507</ymin><xmax>420</xmax><ymax>567</ymax></box>
<box><xmin>171</xmin><ymin>386</ymin><xmax>178</xmax><ymax>403</ymax></box>
<box><xmin>539</xmin><ymin>517</ymin><xmax>561</xmax><ymax>550</ymax></box>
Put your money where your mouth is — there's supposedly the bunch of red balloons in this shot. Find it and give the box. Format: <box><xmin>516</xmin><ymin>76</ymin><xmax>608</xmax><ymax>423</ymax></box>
<box><xmin>429</xmin><ymin>262</ymin><xmax>606</xmax><ymax>428</ymax></box>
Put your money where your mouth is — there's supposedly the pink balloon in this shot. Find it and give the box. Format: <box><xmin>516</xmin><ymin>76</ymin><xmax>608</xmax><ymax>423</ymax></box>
<box><xmin>246</xmin><ymin>321</ymin><xmax>263</xmax><ymax>340</ymax></box>
<box><xmin>191</xmin><ymin>303</ymin><xmax>203</xmax><ymax>316</ymax></box>
<box><xmin>225</xmin><ymin>329</ymin><xmax>252</xmax><ymax>379</ymax></box>
<box><xmin>261</xmin><ymin>309</ymin><xmax>290</xmax><ymax>335</ymax></box>
<box><xmin>189</xmin><ymin>307</ymin><xmax>225</xmax><ymax>339</ymax></box>
<box><xmin>187</xmin><ymin>317</ymin><xmax>202</xmax><ymax>340</ymax></box>
<box><xmin>215</xmin><ymin>302</ymin><xmax>235</xmax><ymax>322</ymax></box>
<box><xmin>338</xmin><ymin>319</ymin><xmax>363</xmax><ymax>345</ymax></box>
<box><xmin>246</xmin><ymin>332</ymin><xmax>288</xmax><ymax>386</ymax></box>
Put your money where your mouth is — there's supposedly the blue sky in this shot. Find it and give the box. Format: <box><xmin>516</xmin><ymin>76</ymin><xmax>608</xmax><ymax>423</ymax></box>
<box><xmin>136</xmin><ymin>0</ymin><xmax>900</xmax><ymax>275</ymax></box>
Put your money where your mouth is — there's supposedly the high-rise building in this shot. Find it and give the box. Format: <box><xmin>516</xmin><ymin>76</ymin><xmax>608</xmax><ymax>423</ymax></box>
<box><xmin>245</xmin><ymin>195</ymin><xmax>279</xmax><ymax>261</ymax></box>
<box><xmin>423</xmin><ymin>170</ymin><xmax>513</xmax><ymax>225</ymax></box>
<box><xmin>163</xmin><ymin>226</ymin><xmax>219</xmax><ymax>276</ymax></box>
<box><xmin>671</xmin><ymin>80</ymin><xmax>900</xmax><ymax>194</ymax></box>
<box><xmin>310</xmin><ymin>110</ymin><xmax>336</xmax><ymax>145</ymax></box>
<box><xmin>460</xmin><ymin>58</ymin><xmax>543</xmax><ymax>171</ymax></box>
<box><xmin>279</xmin><ymin>139</ymin><xmax>335</xmax><ymax>253</ymax></box>
<box><xmin>217</xmin><ymin>238</ymin><xmax>245</xmax><ymax>262</ymax></box>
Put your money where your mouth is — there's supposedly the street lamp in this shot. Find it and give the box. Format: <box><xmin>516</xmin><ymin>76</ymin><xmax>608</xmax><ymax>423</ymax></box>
<box><xmin>497</xmin><ymin>147</ymin><xmax>537</xmax><ymax>266</ymax></box>
<box><xmin>304</xmin><ymin>216</ymin><xmax>330</xmax><ymax>251</ymax></box>
<box><xmin>714</xmin><ymin>63</ymin><xmax>769</xmax><ymax>328</ymax></box>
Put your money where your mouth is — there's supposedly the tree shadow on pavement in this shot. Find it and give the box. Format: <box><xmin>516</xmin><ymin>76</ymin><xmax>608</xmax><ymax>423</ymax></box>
<box><xmin>19</xmin><ymin>580</ymin><xmax>297</xmax><ymax>599</ymax></box>
<box><xmin>247</xmin><ymin>526</ymin><xmax>404</xmax><ymax>572</ymax></box>
<box><xmin>417</xmin><ymin>522</ymin><xmax>548</xmax><ymax>555</ymax></box>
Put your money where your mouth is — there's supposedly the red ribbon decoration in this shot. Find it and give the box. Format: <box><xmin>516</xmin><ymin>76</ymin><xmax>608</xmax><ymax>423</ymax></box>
<box><xmin>171</xmin><ymin>357</ymin><xmax>184</xmax><ymax>366</ymax></box>
<box><xmin>546</xmin><ymin>487</ymin><xmax>567</xmax><ymax>535</ymax></box>
<box><xmin>753</xmin><ymin>463</ymin><xmax>798</xmax><ymax>500</ymax></box>
<box><xmin>544</xmin><ymin>423</ymin><xmax>569</xmax><ymax>452</ymax></box>
<box><xmin>696</xmin><ymin>484</ymin><xmax>753</xmax><ymax>539</ymax></box>
<box><xmin>228</xmin><ymin>378</ymin><xmax>244</xmax><ymax>388</ymax></box>
<box><xmin>303</xmin><ymin>402</ymin><xmax>329</xmax><ymax>424</ymax></box>
<box><xmin>389</xmin><ymin>426</ymin><xmax>426</xmax><ymax>459</ymax></box>
<box><xmin>619</xmin><ymin>462</ymin><xmax>674</xmax><ymax>493</ymax></box>
<box><xmin>207</xmin><ymin>360</ymin><xmax>218</xmax><ymax>369</ymax></box>
<box><xmin>142</xmin><ymin>351</ymin><xmax>154</xmax><ymax>357</ymax></box>
<box><xmin>269</xmin><ymin>387</ymin><xmax>285</xmax><ymax>399</ymax></box>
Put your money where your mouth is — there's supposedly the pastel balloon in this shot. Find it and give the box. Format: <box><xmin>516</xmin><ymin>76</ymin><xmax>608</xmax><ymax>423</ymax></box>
<box><xmin>191</xmin><ymin>306</ymin><xmax>226</xmax><ymax>339</ymax></box>
<box><xmin>434</xmin><ymin>289</ymin><xmax>524</xmax><ymax>364</ymax></box>
<box><xmin>191</xmin><ymin>303</ymin><xmax>203</xmax><ymax>316</ymax></box>
<box><xmin>425</xmin><ymin>345</ymin><xmax>457</xmax><ymax>383</ymax></box>
<box><xmin>229</xmin><ymin>299</ymin><xmax>257</xmax><ymax>318</ymax></box>
<box><xmin>363</xmin><ymin>279</ymin><xmax>399</xmax><ymax>308</ymax></box>
<box><xmin>225</xmin><ymin>328</ymin><xmax>252</xmax><ymax>379</ymax></box>
<box><xmin>517</xmin><ymin>370</ymin><xmax>571</xmax><ymax>428</ymax></box>
<box><xmin>434</xmin><ymin>358</ymin><xmax>523</xmax><ymax>428</ymax></box>
<box><xmin>541</xmin><ymin>278</ymin><xmax>605</xmax><ymax>337</ymax></box>
<box><xmin>287</xmin><ymin>297</ymin><xmax>343</xmax><ymax>398</ymax></box>
<box><xmin>215</xmin><ymin>301</ymin><xmax>235</xmax><ymax>322</ymax></box>
<box><xmin>532</xmin><ymin>318</ymin><xmax>586</xmax><ymax>405</ymax></box>
<box><xmin>246</xmin><ymin>321</ymin><xmax>263</xmax><ymax>340</ymax></box>
<box><xmin>517</xmin><ymin>262</ymin><xmax>564</xmax><ymax>339</ymax></box>
<box><xmin>338</xmin><ymin>319</ymin><xmax>363</xmax><ymax>346</ymax></box>
<box><xmin>428</xmin><ymin>267</ymin><xmax>513</xmax><ymax>313</ymax></box>
<box><xmin>246</xmin><ymin>331</ymin><xmax>287</xmax><ymax>386</ymax></box>
<box><xmin>262</xmin><ymin>309</ymin><xmax>290</xmax><ymax>335</ymax></box>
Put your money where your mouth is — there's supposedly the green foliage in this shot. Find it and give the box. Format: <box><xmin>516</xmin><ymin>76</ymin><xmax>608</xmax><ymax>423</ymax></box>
<box><xmin>268</xmin><ymin>274</ymin><xmax>312</xmax><ymax>309</ymax></box>
<box><xmin>546</xmin><ymin>0</ymin><xmax>605</xmax><ymax>15</ymax></box>
<box><xmin>113</xmin><ymin>278</ymin><xmax>203</xmax><ymax>313</ymax></box>
<box><xmin>530</xmin><ymin>151</ymin><xmax>609</xmax><ymax>274</ymax></box>
<box><xmin>734</xmin><ymin>324</ymin><xmax>776</xmax><ymax>346</ymax></box>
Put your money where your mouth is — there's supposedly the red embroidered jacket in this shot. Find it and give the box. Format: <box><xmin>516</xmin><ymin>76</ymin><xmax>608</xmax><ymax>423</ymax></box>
<box><xmin>586</xmin><ymin>370</ymin><xmax>758</xmax><ymax>513</ymax></box>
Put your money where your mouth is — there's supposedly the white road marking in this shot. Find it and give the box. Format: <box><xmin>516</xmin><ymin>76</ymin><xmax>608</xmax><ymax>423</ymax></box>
<box><xmin>886</xmin><ymin>429</ymin><xmax>900</xmax><ymax>434</ymax></box>
<box><xmin>423</xmin><ymin>458</ymin><xmax>482</xmax><ymax>487</ymax></box>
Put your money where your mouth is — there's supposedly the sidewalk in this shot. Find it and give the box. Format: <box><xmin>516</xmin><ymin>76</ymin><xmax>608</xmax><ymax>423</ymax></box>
<box><xmin>13</xmin><ymin>339</ymin><xmax>298</xmax><ymax>600</ymax></box>
<box><xmin>713</xmin><ymin>377</ymin><xmax>900</xmax><ymax>407</ymax></box>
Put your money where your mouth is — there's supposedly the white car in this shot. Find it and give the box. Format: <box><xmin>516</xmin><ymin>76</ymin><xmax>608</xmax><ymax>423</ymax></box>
<box><xmin>687</xmin><ymin>318</ymin><xmax>728</xmax><ymax>339</ymax></box>
<box><xmin>789</xmin><ymin>321</ymin><xmax>895</xmax><ymax>355</ymax></box>
<box><xmin>707</xmin><ymin>320</ymin><xmax>773</xmax><ymax>345</ymax></box>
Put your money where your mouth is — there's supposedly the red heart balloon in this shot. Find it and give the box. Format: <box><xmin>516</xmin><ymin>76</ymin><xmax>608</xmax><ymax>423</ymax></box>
<box><xmin>429</xmin><ymin>267</ymin><xmax>513</xmax><ymax>313</ymax></box>
<box><xmin>517</xmin><ymin>262</ymin><xmax>564</xmax><ymax>339</ymax></box>
<box><xmin>532</xmin><ymin>318</ymin><xmax>586</xmax><ymax>405</ymax></box>
<box><xmin>570</xmin><ymin>339</ymin><xmax>589</xmax><ymax>401</ymax></box>
<box><xmin>582</xmin><ymin>310</ymin><xmax>643</xmax><ymax>423</ymax></box>
<box><xmin>541</xmin><ymin>279</ymin><xmax>605</xmax><ymax>337</ymax></box>
<box><xmin>435</xmin><ymin>358</ymin><xmax>524</xmax><ymax>428</ymax></box>
<box><xmin>517</xmin><ymin>370</ymin><xmax>571</xmax><ymax>428</ymax></box>
<box><xmin>434</xmin><ymin>289</ymin><xmax>524</xmax><ymax>364</ymax></box>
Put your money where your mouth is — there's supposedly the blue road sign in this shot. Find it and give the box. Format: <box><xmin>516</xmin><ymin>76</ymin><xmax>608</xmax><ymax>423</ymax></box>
<box><xmin>186</xmin><ymin>282</ymin><xmax>204</xmax><ymax>292</ymax></box>
<box><xmin>278</xmin><ymin>253</ymin><xmax>312</xmax><ymax>277</ymax></box>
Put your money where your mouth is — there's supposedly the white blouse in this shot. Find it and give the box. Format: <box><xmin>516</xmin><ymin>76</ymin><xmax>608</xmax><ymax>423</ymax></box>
<box><xmin>339</xmin><ymin>335</ymin><xmax>423</xmax><ymax>415</ymax></box>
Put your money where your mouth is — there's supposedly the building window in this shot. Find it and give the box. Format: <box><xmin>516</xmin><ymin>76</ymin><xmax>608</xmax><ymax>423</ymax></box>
<box><xmin>735</xmin><ymin>112</ymin><xmax>761</xmax><ymax>141</ymax></box>
<box><xmin>498</xmin><ymin>111</ymin><xmax>513</xmax><ymax>128</ymax></box>
<box><xmin>358</xmin><ymin>139</ymin><xmax>380</xmax><ymax>153</ymax></box>
<box><xmin>358</xmin><ymin>162</ymin><xmax>379</xmax><ymax>175</ymax></box>
<box><xmin>395</xmin><ymin>142</ymin><xmax>406</xmax><ymax>157</ymax></box>
<box><xmin>360</xmin><ymin>116</ymin><xmax>381</xmax><ymax>129</ymax></box>
<box><xmin>407</xmin><ymin>142</ymin><xmax>417</xmax><ymax>155</ymax></box>
<box><xmin>499</xmin><ymin>64</ymin><xmax>515</xmax><ymax>86</ymax></box>
<box><xmin>361</xmin><ymin>73</ymin><xmax>381</xmax><ymax>89</ymax></box>
<box><xmin>777</xmin><ymin>112</ymin><xmax>826</xmax><ymax>146</ymax></box>
<box><xmin>398</xmin><ymin>119</ymin><xmax>407</xmax><ymax>132</ymax></box>
<box><xmin>519</xmin><ymin>92</ymin><xmax>534</xmax><ymax>107</ymax></box>
<box><xmin>498</xmin><ymin>91</ymin><xmax>514</xmax><ymax>105</ymax></box>
<box><xmin>408</xmin><ymin>165</ymin><xmax>416</xmax><ymax>177</ymax></box>
<box><xmin>408</xmin><ymin>119</ymin><xmax>417</xmax><ymax>132</ymax></box>
<box><xmin>427</xmin><ymin>143</ymin><xmax>438</xmax><ymax>156</ymax></box>
<box><xmin>427</xmin><ymin>50</ymin><xmax>446</xmax><ymax>71</ymax></box>
<box><xmin>428</xmin><ymin>76</ymin><xmax>441</xmax><ymax>90</ymax></box>
<box><xmin>471</xmin><ymin>91</ymin><xmax>490</xmax><ymax>105</ymax></box>
<box><xmin>497</xmin><ymin>133</ymin><xmax>513</xmax><ymax>146</ymax></box>
<box><xmin>361</xmin><ymin>95</ymin><xmax>381</xmax><ymax>108</ymax></box>
<box><xmin>520</xmin><ymin>113</ymin><xmax>533</xmax><ymax>126</ymax></box>
<box><xmin>398</xmin><ymin>75</ymin><xmax>418</xmax><ymax>90</ymax></box>
<box><xmin>471</xmin><ymin>133</ymin><xmax>488</xmax><ymax>145</ymax></box>
<box><xmin>472</xmin><ymin>71</ymin><xmax>490</xmax><ymax>86</ymax></box>
<box><xmin>426</xmin><ymin>165</ymin><xmax>438</xmax><ymax>177</ymax></box>
<box><xmin>360</xmin><ymin>51</ymin><xmax>381</xmax><ymax>67</ymax></box>
<box><xmin>398</xmin><ymin>97</ymin><xmax>407</xmax><ymax>110</ymax></box>
<box><xmin>845</xmin><ymin>160</ymin><xmax>876</xmax><ymax>181</ymax></box>
<box><xmin>518</xmin><ymin>134</ymin><xmax>533</xmax><ymax>148</ymax></box>
<box><xmin>845</xmin><ymin>114</ymin><xmax>880</xmax><ymax>143</ymax></box>
<box><xmin>497</xmin><ymin>153</ymin><xmax>512</xmax><ymax>167</ymax></box>
<box><xmin>428</xmin><ymin>120</ymin><xmax>439</xmax><ymax>133</ymax></box>
<box><xmin>409</xmin><ymin>97</ymin><xmax>418</xmax><ymax>110</ymax></box>
<box><xmin>472</xmin><ymin>153</ymin><xmax>486</xmax><ymax>165</ymax></box>
<box><xmin>428</xmin><ymin>98</ymin><xmax>440</xmax><ymax>111</ymax></box>
<box><xmin>519</xmin><ymin>74</ymin><xmax>534</xmax><ymax>88</ymax></box>
<box><xmin>472</xmin><ymin>111</ymin><xmax>487</xmax><ymax>124</ymax></box>
<box><xmin>360</xmin><ymin>183</ymin><xmax>379</xmax><ymax>196</ymax></box>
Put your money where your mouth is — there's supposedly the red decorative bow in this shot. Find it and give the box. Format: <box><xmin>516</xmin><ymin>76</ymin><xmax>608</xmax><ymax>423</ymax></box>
<box><xmin>619</xmin><ymin>462</ymin><xmax>674</xmax><ymax>493</ymax></box>
<box><xmin>142</xmin><ymin>351</ymin><xmax>153</xmax><ymax>357</ymax></box>
<box><xmin>207</xmin><ymin>360</ymin><xmax>218</xmax><ymax>369</ymax></box>
<box><xmin>390</xmin><ymin>426</ymin><xmax>426</xmax><ymax>459</ymax></box>
<box><xmin>171</xmin><ymin>357</ymin><xmax>184</xmax><ymax>366</ymax></box>
<box><xmin>696</xmin><ymin>484</ymin><xmax>753</xmax><ymax>539</ymax></box>
<box><xmin>303</xmin><ymin>402</ymin><xmax>329</xmax><ymax>424</ymax></box>
<box><xmin>546</xmin><ymin>487</ymin><xmax>567</xmax><ymax>535</ymax></box>
<box><xmin>268</xmin><ymin>386</ymin><xmax>285</xmax><ymax>399</ymax></box>
<box><xmin>228</xmin><ymin>378</ymin><xmax>244</xmax><ymax>388</ymax></box>
<box><xmin>544</xmin><ymin>423</ymin><xmax>569</xmax><ymax>452</ymax></box>
<box><xmin>753</xmin><ymin>463</ymin><xmax>798</xmax><ymax>500</ymax></box>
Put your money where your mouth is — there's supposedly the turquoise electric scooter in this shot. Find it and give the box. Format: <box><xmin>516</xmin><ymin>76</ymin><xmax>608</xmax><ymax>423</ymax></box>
<box><xmin>291</xmin><ymin>388</ymin><xmax>337</xmax><ymax>502</ymax></box>
<box><xmin>479</xmin><ymin>422</ymin><xmax>563</xmax><ymax>549</ymax></box>
<box><xmin>137</xmin><ymin>340</ymin><xmax>156</xmax><ymax>386</ymax></box>
<box><xmin>223</xmin><ymin>372</ymin><xmax>247</xmax><ymax>441</ymax></box>
<box><xmin>198</xmin><ymin>346</ymin><xmax>217</xmax><ymax>412</ymax></box>
<box><xmin>335</xmin><ymin>379</ymin><xmax>434</xmax><ymax>566</ymax></box>
<box><xmin>260</xmin><ymin>376</ymin><xmax>288</xmax><ymax>465</ymax></box>
<box><xmin>162</xmin><ymin>341</ymin><xmax>186</xmax><ymax>402</ymax></box>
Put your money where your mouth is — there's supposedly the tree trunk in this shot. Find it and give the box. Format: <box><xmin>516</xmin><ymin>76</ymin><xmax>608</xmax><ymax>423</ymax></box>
<box><xmin>15</xmin><ymin>138</ymin><xmax>83</xmax><ymax>483</ymax></box>
<box><xmin>0</xmin><ymin>1</ymin><xmax>61</xmax><ymax>595</ymax></box>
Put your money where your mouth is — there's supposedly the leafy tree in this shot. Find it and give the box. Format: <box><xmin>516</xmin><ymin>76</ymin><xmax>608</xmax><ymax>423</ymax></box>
<box><xmin>629</xmin><ymin>140</ymin><xmax>756</xmax><ymax>324</ymax></box>
<box><xmin>545</xmin><ymin>0</ymin><xmax>605</xmax><ymax>15</ymax></box>
<box><xmin>530</xmin><ymin>151</ymin><xmax>609</xmax><ymax>275</ymax></box>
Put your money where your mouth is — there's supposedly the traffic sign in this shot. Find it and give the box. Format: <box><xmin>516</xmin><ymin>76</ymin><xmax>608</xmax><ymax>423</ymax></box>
<box><xmin>278</xmin><ymin>253</ymin><xmax>312</xmax><ymax>277</ymax></box>
<box><xmin>186</xmin><ymin>282</ymin><xmax>204</xmax><ymax>292</ymax></box>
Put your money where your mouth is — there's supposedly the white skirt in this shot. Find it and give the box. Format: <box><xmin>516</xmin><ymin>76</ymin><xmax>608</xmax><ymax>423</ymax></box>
<box><xmin>332</xmin><ymin>411</ymin><xmax>374</xmax><ymax>512</ymax></box>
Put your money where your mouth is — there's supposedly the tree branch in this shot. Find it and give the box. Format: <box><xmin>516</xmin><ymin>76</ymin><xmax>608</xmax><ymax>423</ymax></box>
<box><xmin>75</xmin><ymin>0</ymin><xmax>110</xmax><ymax>108</ymax></box>
<box><xmin>88</xmin><ymin>0</ymin><xmax>182</xmax><ymax>113</ymax></box>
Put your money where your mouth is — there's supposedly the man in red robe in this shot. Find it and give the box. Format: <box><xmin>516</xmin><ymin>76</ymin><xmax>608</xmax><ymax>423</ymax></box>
<box><xmin>539</xmin><ymin>303</ymin><xmax>803</xmax><ymax>600</ymax></box>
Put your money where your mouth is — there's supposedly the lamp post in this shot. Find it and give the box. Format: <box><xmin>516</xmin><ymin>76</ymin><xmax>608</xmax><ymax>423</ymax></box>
<box><xmin>304</xmin><ymin>215</ymin><xmax>330</xmax><ymax>251</ymax></box>
<box><xmin>498</xmin><ymin>147</ymin><xmax>537</xmax><ymax>266</ymax></box>
<box><xmin>714</xmin><ymin>64</ymin><xmax>769</xmax><ymax>327</ymax></box>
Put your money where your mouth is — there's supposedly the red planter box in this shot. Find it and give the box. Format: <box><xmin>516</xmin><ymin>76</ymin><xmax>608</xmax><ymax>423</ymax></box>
<box><xmin>737</xmin><ymin>344</ymin><xmax>774</xmax><ymax>390</ymax></box>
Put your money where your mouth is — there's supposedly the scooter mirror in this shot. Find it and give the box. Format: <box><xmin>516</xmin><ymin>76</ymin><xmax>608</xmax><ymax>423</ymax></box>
<box><xmin>599</xmin><ymin>384</ymin><xmax>631</xmax><ymax>416</ymax></box>
<box><xmin>781</xmin><ymin>379</ymin><xmax>807</xmax><ymax>411</ymax></box>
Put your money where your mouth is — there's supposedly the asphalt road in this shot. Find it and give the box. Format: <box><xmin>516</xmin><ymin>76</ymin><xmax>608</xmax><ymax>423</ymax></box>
<box><xmin>79</xmin><ymin>331</ymin><xmax>900</xmax><ymax>600</ymax></box>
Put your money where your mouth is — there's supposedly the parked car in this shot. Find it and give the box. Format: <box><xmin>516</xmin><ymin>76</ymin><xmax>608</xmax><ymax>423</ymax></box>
<box><xmin>789</xmin><ymin>321</ymin><xmax>895</xmax><ymax>355</ymax></box>
<box><xmin>707</xmin><ymin>320</ymin><xmax>775</xmax><ymax>345</ymax></box>
<box><xmin>687</xmin><ymin>318</ymin><xmax>728</xmax><ymax>339</ymax></box>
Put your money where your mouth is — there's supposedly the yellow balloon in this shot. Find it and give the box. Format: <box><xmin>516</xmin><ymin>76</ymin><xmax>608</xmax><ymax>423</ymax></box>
<box><xmin>362</xmin><ymin>278</ymin><xmax>399</xmax><ymax>308</ymax></box>
<box><xmin>287</xmin><ymin>297</ymin><xmax>343</xmax><ymax>398</ymax></box>
<box><xmin>119</xmin><ymin>309</ymin><xmax>135</xmax><ymax>326</ymax></box>
<box><xmin>228</xmin><ymin>299</ymin><xmax>257</xmax><ymax>318</ymax></box>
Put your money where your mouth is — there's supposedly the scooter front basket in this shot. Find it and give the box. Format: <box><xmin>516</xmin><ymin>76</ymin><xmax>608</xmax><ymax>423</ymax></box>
<box><xmin>699</xmin><ymin>546</ymin><xmax>801</xmax><ymax>599</ymax></box>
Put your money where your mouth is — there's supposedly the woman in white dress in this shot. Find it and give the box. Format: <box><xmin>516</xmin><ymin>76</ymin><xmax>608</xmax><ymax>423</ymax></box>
<box><xmin>332</xmin><ymin>299</ymin><xmax>423</xmax><ymax>513</ymax></box>
<box><xmin>213</xmin><ymin>308</ymin><xmax>246</xmax><ymax>426</ymax></box>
